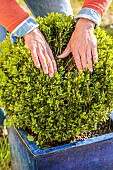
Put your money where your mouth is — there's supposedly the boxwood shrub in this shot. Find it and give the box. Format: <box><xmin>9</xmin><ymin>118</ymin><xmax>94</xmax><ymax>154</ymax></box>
<box><xmin>0</xmin><ymin>13</ymin><xmax>113</xmax><ymax>148</ymax></box>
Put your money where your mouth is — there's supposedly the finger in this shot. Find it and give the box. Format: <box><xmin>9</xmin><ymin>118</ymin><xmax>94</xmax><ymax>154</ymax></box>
<box><xmin>37</xmin><ymin>46</ymin><xmax>48</xmax><ymax>74</ymax></box>
<box><xmin>30</xmin><ymin>47</ymin><xmax>41</xmax><ymax>68</ymax></box>
<box><xmin>43</xmin><ymin>48</ymin><xmax>54</xmax><ymax>77</ymax></box>
<box><xmin>72</xmin><ymin>50</ymin><xmax>83</xmax><ymax>70</ymax></box>
<box><xmin>46</xmin><ymin>44</ymin><xmax>57</xmax><ymax>72</ymax></box>
<box><xmin>92</xmin><ymin>44</ymin><xmax>98</xmax><ymax>62</ymax></box>
<box><xmin>79</xmin><ymin>48</ymin><xmax>87</xmax><ymax>70</ymax></box>
<box><xmin>57</xmin><ymin>44</ymin><xmax>70</xmax><ymax>59</ymax></box>
<box><xmin>86</xmin><ymin>48</ymin><xmax>93</xmax><ymax>72</ymax></box>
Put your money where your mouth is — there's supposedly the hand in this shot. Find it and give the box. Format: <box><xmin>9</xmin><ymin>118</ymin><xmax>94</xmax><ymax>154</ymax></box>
<box><xmin>24</xmin><ymin>28</ymin><xmax>57</xmax><ymax>77</ymax></box>
<box><xmin>58</xmin><ymin>18</ymin><xmax>98</xmax><ymax>72</ymax></box>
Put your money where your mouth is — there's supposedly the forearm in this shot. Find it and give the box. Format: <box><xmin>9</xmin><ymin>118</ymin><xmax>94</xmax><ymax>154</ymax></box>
<box><xmin>83</xmin><ymin>0</ymin><xmax>112</xmax><ymax>17</ymax></box>
<box><xmin>76</xmin><ymin>0</ymin><xmax>112</xmax><ymax>25</ymax></box>
<box><xmin>0</xmin><ymin>0</ymin><xmax>29</xmax><ymax>32</ymax></box>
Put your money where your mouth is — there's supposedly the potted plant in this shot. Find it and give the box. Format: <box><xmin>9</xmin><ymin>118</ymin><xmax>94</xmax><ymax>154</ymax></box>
<box><xmin>1</xmin><ymin>13</ymin><xmax>113</xmax><ymax>170</ymax></box>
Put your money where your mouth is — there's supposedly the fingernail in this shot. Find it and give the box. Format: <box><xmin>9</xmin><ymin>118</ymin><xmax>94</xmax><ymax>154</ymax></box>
<box><xmin>89</xmin><ymin>68</ymin><xmax>93</xmax><ymax>72</ymax></box>
<box><xmin>94</xmin><ymin>59</ymin><xmax>98</xmax><ymax>63</ymax></box>
<box><xmin>44</xmin><ymin>69</ymin><xmax>48</xmax><ymax>74</ymax></box>
<box><xmin>37</xmin><ymin>65</ymin><xmax>40</xmax><ymax>68</ymax></box>
<box><xmin>57</xmin><ymin>55</ymin><xmax>61</xmax><ymax>58</ymax></box>
<box><xmin>94</xmin><ymin>56</ymin><xmax>98</xmax><ymax>62</ymax></box>
<box><xmin>49</xmin><ymin>73</ymin><xmax>54</xmax><ymax>77</ymax></box>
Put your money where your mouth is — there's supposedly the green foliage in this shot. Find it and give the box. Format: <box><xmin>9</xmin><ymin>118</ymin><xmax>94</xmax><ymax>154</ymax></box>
<box><xmin>1</xmin><ymin>13</ymin><xmax>113</xmax><ymax>148</ymax></box>
<box><xmin>0</xmin><ymin>136</ymin><xmax>11</xmax><ymax>170</ymax></box>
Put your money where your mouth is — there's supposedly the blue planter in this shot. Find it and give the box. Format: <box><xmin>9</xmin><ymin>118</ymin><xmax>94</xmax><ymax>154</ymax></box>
<box><xmin>0</xmin><ymin>108</ymin><xmax>5</xmax><ymax>128</ymax></box>
<box><xmin>8</xmin><ymin>126</ymin><xmax>113</xmax><ymax>170</ymax></box>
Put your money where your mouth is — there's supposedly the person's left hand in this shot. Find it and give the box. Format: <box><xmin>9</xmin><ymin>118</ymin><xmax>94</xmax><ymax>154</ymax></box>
<box><xmin>58</xmin><ymin>18</ymin><xmax>98</xmax><ymax>72</ymax></box>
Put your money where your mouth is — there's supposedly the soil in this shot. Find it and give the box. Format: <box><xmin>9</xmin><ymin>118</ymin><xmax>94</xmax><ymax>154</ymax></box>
<box><xmin>71</xmin><ymin>119</ymin><xmax>113</xmax><ymax>143</ymax></box>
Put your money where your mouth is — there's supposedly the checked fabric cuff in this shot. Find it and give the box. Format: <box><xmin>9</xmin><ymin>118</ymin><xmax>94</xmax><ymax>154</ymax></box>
<box><xmin>10</xmin><ymin>17</ymin><xmax>39</xmax><ymax>43</ymax></box>
<box><xmin>75</xmin><ymin>8</ymin><xmax>101</xmax><ymax>26</ymax></box>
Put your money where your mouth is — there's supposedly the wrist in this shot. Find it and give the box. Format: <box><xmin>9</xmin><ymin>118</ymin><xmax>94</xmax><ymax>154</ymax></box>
<box><xmin>76</xmin><ymin>18</ymin><xmax>95</xmax><ymax>30</ymax></box>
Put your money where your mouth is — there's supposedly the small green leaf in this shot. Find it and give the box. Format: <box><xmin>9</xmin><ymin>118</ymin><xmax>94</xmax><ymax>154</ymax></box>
<box><xmin>27</xmin><ymin>134</ymin><xmax>34</xmax><ymax>142</ymax></box>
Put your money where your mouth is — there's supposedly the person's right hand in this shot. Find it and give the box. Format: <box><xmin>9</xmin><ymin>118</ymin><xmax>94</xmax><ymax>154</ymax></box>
<box><xmin>24</xmin><ymin>28</ymin><xmax>57</xmax><ymax>77</ymax></box>
<box><xmin>58</xmin><ymin>18</ymin><xmax>98</xmax><ymax>72</ymax></box>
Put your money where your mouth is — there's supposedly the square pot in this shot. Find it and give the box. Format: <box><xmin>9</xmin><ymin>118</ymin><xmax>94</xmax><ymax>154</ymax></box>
<box><xmin>8</xmin><ymin>126</ymin><xmax>113</xmax><ymax>170</ymax></box>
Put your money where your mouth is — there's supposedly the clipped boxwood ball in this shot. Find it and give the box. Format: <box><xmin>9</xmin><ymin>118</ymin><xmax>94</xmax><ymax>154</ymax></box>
<box><xmin>1</xmin><ymin>13</ymin><xmax>113</xmax><ymax>148</ymax></box>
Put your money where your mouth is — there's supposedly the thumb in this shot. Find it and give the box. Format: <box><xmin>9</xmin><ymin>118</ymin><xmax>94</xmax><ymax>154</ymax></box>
<box><xmin>57</xmin><ymin>45</ymin><xmax>70</xmax><ymax>59</ymax></box>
